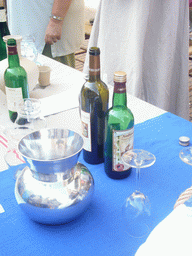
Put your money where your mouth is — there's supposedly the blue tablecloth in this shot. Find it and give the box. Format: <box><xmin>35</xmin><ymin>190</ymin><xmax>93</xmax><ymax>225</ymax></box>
<box><xmin>0</xmin><ymin>112</ymin><xmax>192</xmax><ymax>256</ymax></box>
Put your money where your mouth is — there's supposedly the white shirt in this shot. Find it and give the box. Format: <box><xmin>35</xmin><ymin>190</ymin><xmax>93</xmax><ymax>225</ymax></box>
<box><xmin>84</xmin><ymin>0</ymin><xmax>189</xmax><ymax>120</ymax></box>
<box><xmin>6</xmin><ymin>0</ymin><xmax>85</xmax><ymax>57</ymax></box>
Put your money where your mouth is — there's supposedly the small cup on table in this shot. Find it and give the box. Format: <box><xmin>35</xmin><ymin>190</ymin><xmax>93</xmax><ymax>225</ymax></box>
<box><xmin>38</xmin><ymin>65</ymin><xmax>51</xmax><ymax>87</ymax></box>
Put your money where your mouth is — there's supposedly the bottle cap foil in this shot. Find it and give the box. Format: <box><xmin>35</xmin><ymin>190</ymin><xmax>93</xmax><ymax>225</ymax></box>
<box><xmin>114</xmin><ymin>71</ymin><xmax>126</xmax><ymax>83</ymax></box>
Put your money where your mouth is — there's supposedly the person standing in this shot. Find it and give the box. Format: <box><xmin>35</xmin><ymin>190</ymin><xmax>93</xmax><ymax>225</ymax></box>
<box><xmin>84</xmin><ymin>0</ymin><xmax>189</xmax><ymax>120</ymax></box>
<box><xmin>6</xmin><ymin>0</ymin><xmax>85</xmax><ymax>68</ymax></box>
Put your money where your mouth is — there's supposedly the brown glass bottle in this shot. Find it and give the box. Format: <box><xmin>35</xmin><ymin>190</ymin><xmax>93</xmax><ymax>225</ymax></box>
<box><xmin>80</xmin><ymin>47</ymin><xmax>109</xmax><ymax>164</ymax></box>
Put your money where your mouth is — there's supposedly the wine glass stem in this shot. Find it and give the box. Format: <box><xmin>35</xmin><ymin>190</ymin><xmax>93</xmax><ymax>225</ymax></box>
<box><xmin>136</xmin><ymin>167</ymin><xmax>141</xmax><ymax>192</ymax></box>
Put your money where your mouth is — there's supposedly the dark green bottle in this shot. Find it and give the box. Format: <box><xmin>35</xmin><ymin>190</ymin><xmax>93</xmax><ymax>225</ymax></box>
<box><xmin>80</xmin><ymin>47</ymin><xmax>109</xmax><ymax>164</ymax></box>
<box><xmin>0</xmin><ymin>6</ymin><xmax>10</xmax><ymax>61</ymax></box>
<box><xmin>4</xmin><ymin>39</ymin><xmax>29</xmax><ymax>122</ymax></box>
<box><xmin>104</xmin><ymin>71</ymin><xmax>134</xmax><ymax>179</ymax></box>
<box><xmin>0</xmin><ymin>29</ymin><xmax>6</xmax><ymax>61</ymax></box>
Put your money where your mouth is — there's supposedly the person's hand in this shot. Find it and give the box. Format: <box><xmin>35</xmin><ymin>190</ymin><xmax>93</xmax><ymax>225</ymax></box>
<box><xmin>44</xmin><ymin>18</ymin><xmax>63</xmax><ymax>45</ymax></box>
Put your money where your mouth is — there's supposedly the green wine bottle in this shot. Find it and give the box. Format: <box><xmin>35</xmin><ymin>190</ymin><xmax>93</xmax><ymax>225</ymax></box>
<box><xmin>4</xmin><ymin>38</ymin><xmax>29</xmax><ymax>122</ymax></box>
<box><xmin>0</xmin><ymin>29</ymin><xmax>6</xmax><ymax>61</ymax></box>
<box><xmin>104</xmin><ymin>71</ymin><xmax>134</xmax><ymax>179</ymax></box>
<box><xmin>0</xmin><ymin>6</ymin><xmax>10</xmax><ymax>61</ymax></box>
<box><xmin>80</xmin><ymin>47</ymin><xmax>109</xmax><ymax>164</ymax></box>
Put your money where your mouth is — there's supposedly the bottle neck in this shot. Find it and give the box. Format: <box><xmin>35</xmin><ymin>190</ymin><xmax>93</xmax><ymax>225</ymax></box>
<box><xmin>7</xmin><ymin>45</ymin><xmax>20</xmax><ymax>68</ymax></box>
<box><xmin>113</xmin><ymin>81</ymin><xmax>127</xmax><ymax>107</ymax></box>
<box><xmin>89</xmin><ymin>54</ymin><xmax>101</xmax><ymax>82</ymax></box>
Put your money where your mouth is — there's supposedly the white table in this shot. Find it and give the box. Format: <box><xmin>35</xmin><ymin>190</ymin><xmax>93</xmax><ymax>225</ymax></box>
<box><xmin>0</xmin><ymin>55</ymin><xmax>166</xmax><ymax>171</ymax></box>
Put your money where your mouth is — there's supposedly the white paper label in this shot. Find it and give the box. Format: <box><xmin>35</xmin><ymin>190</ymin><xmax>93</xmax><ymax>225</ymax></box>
<box><xmin>112</xmin><ymin>127</ymin><xmax>134</xmax><ymax>172</ymax></box>
<box><xmin>0</xmin><ymin>9</ymin><xmax>6</xmax><ymax>22</ymax></box>
<box><xmin>81</xmin><ymin>110</ymin><xmax>91</xmax><ymax>152</ymax></box>
<box><xmin>5</xmin><ymin>87</ymin><xmax>23</xmax><ymax>112</ymax></box>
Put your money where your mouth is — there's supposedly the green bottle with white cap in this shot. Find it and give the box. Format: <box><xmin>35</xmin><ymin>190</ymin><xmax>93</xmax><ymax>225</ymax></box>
<box><xmin>104</xmin><ymin>71</ymin><xmax>134</xmax><ymax>179</ymax></box>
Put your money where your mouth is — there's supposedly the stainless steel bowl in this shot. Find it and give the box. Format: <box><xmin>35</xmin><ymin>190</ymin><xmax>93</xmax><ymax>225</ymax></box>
<box><xmin>15</xmin><ymin>128</ymin><xmax>94</xmax><ymax>225</ymax></box>
<box><xmin>18</xmin><ymin>128</ymin><xmax>84</xmax><ymax>174</ymax></box>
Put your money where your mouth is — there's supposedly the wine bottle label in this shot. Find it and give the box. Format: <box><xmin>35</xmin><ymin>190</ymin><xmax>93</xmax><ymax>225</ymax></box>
<box><xmin>0</xmin><ymin>9</ymin><xmax>6</xmax><ymax>22</ymax></box>
<box><xmin>7</xmin><ymin>46</ymin><xmax>17</xmax><ymax>55</ymax></box>
<box><xmin>5</xmin><ymin>87</ymin><xmax>23</xmax><ymax>112</ymax></box>
<box><xmin>81</xmin><ymin>110</ymin><xmax>91</xmax><ymax>152</ymax></box>
<box><xmin>112</xmin><ymin>127</ymin><xmax>134</xmax><ymax>172</ymax></box>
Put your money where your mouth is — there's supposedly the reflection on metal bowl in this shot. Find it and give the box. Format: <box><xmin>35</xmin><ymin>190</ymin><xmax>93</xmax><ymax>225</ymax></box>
<box><xmin>15</xmin><ymin>128</ymin><xmax>94</xmax><ymax>225</ymax></box>
<box><xmin>18</xmin><ymin>128</ymin><xmax>84</xmax><ymax>174</ymax></box>
<box><xmin>15</xmin><ymin>163</ymin><xmax>94</xmax><ymax>225</ymax></box>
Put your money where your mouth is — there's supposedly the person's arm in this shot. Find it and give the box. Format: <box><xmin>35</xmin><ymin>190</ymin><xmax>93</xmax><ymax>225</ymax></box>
<box><xmin>45</xmin><ymin>0</ymin><xmax>73</xmax><ymax>45</ymax></box>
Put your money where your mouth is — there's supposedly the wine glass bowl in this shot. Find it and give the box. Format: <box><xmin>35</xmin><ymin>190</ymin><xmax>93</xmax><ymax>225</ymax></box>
<box><xmin>122</xmin><ymin>149</ymin><xmax>156</xmax><ymax>169</ymax></box>
<box><xmin>122</xmin><ymin>149</ymin><xmax>156</xmax><ymax>238</ymax></box>
<box><xmin>122</xmin><ymin>191</ymin><xmax>151</xmax><ymax>237</ymax></box>
<box><xmin>179</xmin><ymin>147</ymin><xmax>192</xmax><ymax>166</ymax></box>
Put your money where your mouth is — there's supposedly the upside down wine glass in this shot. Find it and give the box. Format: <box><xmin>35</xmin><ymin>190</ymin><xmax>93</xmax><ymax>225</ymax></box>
<box><xmin>179</xmin><ymin>147</ymin><xmax>192</xmax><ymax>166</ymax></box>
<box><xmin>179</xmin><ymin>147</ymin><xmax>192</xmax><ymax>207</ymax></box>
<box><xmin>122</xmin><ymin>149</ymin><xmax>156</xmax><ymax>238</ymax></box>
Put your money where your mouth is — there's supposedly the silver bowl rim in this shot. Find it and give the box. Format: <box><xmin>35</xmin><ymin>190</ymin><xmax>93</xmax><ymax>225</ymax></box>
<box><xmin>18</xmin><ymin>128</ymin><xmax>84</xmax><ymax>162</ymax></box>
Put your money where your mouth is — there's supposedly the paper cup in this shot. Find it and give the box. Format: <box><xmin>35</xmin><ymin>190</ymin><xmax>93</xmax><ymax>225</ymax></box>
<box><xmin>38</xmin><ymin>66</ymin><xmax>51</xmax><ymax>87</ymax></box>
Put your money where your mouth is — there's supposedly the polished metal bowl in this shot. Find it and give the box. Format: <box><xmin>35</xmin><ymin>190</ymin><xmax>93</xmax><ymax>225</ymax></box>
<box><xmin>18</xmin><ymin>128</ymin><xmax>84</xmax><ymax>174</ymax></box>
<box><xmin>15</xmin><ymin>128</ymin><xmax>94</xmax><ymax>225</ymax></box>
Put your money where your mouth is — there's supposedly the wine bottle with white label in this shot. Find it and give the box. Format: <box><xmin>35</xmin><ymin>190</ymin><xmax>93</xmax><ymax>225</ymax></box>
<box><xmin>4</xmin><ymin>38</ymin><xmax>29</xmax><ymax>122</ymax></box>
<box><xmin>104</xmin><ymin>71</ymin><xmax>134</xmax><ymax>179</ymax></box>
<box><xmin>80</xmin><ymin>47</ymin><xmax>109</xmax><ymax>164</ymax></box>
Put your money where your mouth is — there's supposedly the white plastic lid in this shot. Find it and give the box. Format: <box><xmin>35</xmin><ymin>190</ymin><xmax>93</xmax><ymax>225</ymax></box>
<box><xmin>179</xmin><ymin>136</ymin><xmax>190</xmax><ymax>146</ymax></box>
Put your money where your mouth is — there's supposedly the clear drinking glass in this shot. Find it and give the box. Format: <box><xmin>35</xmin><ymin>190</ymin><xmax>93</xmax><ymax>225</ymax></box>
<box><xmin>122</xmin><ymin>149</ymin><xmax>156</xmax><ymax>238</ymax></box>
<box><xmin>21</xmin><ymin>35</ymin><xmax>38</xmax><ymax>63</ymax></box>
<box><xmin>179</xmin><ymin>147</ymin><xmax>192</xmax><ymax>166</ymax></box>
<box><xmin>4</xmin><ymin>98</ymin><xmax>47</xmax><ymax>179</ymax></box>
